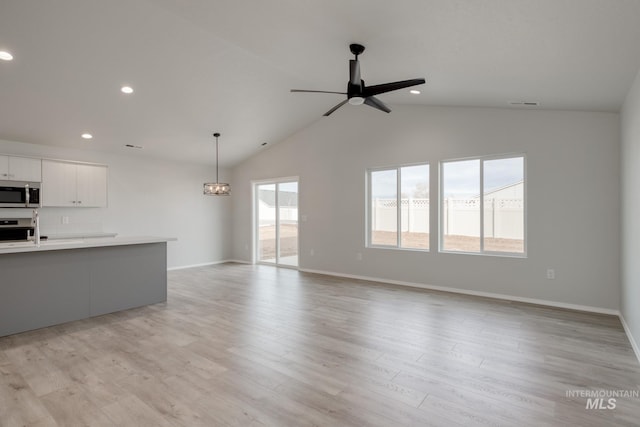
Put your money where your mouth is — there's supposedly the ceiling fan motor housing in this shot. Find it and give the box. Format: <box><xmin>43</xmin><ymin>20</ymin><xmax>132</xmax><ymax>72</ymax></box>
<box><xmin>348</xmin><ymin>79</ymin><xmax>364</xmax><ymax>97</ymax></box>
<box><xmin>347</xmin><ymin>79</ymin><xmax>365</xmax><ymax>104</ymax></box>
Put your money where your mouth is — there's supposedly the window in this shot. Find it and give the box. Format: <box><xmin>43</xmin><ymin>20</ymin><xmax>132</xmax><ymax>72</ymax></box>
<box><xmin>368</xmin><ymin>163</ymin><xmax>429</xmax><ymax>250</ymax></box>
<box><xmin>441</xmin><ymin>155</ymin><xmax>525</xmax><ymax>255</ymax></box>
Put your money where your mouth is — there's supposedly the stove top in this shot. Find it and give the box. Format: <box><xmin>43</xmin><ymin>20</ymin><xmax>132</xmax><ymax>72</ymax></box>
<box><xmin>0</xmin><ymin>218</ymin><xmax>34</xmax><ymax>242</ymax></box>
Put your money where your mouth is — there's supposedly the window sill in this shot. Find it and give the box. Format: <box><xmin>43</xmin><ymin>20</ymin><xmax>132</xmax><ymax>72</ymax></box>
<box><xmin>367</xmin><ymin>245</ymin><xmax>430</xmax><ymax>253</ymax></box>
<box><xmin>438</xmin><ymin>249</ymin><xmax>527</xmax><ymax>259</ymax></box>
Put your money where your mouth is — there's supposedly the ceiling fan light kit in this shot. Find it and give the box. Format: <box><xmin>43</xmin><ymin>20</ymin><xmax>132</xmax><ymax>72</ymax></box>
<box><xmin>203</xmin><ymin>132</ymin><xmax>230</xmax><ymax>196</ymax></box>
<box><xmin>291</xmin><ymin>43</ymin><xmax>426</xmax><ymax>116</ymax></box>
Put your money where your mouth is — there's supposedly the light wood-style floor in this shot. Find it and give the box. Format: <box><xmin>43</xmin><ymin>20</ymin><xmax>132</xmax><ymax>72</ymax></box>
<box><xmin>1</xmin><ymin>263</ymin><xmax>639</xmax><ymax>426</ymax></box>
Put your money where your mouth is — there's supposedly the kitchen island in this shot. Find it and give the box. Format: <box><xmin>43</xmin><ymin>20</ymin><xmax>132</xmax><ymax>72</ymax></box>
<box><xmin>0</xmin><ymin>236</ymin><xmax>175</xmax><ymax>337</ymax></box>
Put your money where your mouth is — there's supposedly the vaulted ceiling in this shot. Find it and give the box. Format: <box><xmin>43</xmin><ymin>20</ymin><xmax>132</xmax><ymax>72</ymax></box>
<box><xmin>1</xmin><ymin>0</ymin><xmax>640</xmax><ymax>167</ymax></box>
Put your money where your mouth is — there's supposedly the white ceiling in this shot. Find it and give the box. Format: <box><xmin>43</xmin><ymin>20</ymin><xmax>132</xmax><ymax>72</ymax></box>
<box><xmin>1</xmin><ymin>0</ymin><xmax>640</xmax><ymax>167</ymax></box>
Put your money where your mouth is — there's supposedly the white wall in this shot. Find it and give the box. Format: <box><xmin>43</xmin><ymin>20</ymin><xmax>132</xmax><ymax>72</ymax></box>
<box><xmin>231</xmin><ymin>105</ymin><xmax>620</xmax><ymax>310</ymax></box>
<box><xmin>0</xmin><ymin>139</ymin><xmax>231</xmax><ymax>268</ymax></box>
<box><xmin>621</xmin><ymin>68</ymin><xmax>640</xmax><ymax>354</ymax></box>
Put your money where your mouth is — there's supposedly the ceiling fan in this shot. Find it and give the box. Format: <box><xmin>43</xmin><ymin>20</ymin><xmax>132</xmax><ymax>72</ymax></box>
<box><xmin>291</xmin><ymin>43</ymin><xmax>426</xmax><ymax>117</ymax></box>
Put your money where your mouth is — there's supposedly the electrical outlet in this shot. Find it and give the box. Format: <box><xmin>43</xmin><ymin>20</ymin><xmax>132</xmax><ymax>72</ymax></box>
<box><xmin>61</xmin><ymin>216</ymin><xmax>69</xmax><ymax>225</ymax></box>
<box><xmin>356</xmin><ymin>252</ymin><xmax>362</xmax><ymax>261</ymax></box>
<box><xmin>546</xmin><ymin>269</ymin><xmax>555</xmax><ymax>280</ymax></box>
<box><xmin>309</xmin><ymin>249</ymin><xmax>314</xmax><ymax>256</ymax></box>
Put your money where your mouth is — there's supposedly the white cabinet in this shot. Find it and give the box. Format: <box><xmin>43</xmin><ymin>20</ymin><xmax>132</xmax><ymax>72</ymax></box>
<box><xmin>76</xmin><ymin>164</ymin><xmax>108</xmax><ymax>207</ymax></box>
<box><xmin>42</xmin><ymin>160</ymin><xmax>108</xmax><ymax>207</ymax></box>
<box><xmin>0</xmin><ymin>156</ymin><xmax>7</xmax><ymax>178</ymax></box>
<box><xmin>0</xmin><ymin>155</ymin><xmax>42</xmax><ymax>182</ymax></box>
<box><xmin>42</xmin><ymin>161</ymin><xmax>76</xmax><ymax>207</ymax></box>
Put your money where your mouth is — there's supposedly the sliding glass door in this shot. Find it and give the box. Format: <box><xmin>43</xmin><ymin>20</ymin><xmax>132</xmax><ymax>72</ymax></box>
<box><xmin>255</xmin><ymin>179</ymin><xmax>298</xmax><ymax>267</ymax></box>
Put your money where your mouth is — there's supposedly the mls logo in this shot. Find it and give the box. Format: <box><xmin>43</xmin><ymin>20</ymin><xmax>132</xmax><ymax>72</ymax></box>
<box><xmin>586</xmin><ymin>398</ymin><xmax>616</xmax><ymax>410</ymax></box>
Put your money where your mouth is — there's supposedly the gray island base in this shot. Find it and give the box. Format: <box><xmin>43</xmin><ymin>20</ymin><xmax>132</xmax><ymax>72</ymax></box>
<box><xmin>0</xmin><ymin>238</ymin><xmax>172</xmax><ymax>337</ymax></box>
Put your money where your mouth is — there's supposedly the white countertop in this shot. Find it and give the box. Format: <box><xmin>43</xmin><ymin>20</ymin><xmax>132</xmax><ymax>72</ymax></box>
<box><xmin>45</xmin><ymin>232</ymin><xmax>119</xmax><ymax>240</ymax></box>
<box><xmin>0</xmin><ymin>236</ymin><xmax>176</xmax><ymax>255</ymax></box>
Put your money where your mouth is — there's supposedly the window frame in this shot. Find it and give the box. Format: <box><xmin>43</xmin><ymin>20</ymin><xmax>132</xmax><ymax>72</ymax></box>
<box><xmin>366</xmin><ymin>162</ymin><xmax>430</xmax><ymax>251</ymax></box>
<box><xmin>439</xmin><ymin>153</ymin><xmax>527</xmax><ymax>258</ymax></box>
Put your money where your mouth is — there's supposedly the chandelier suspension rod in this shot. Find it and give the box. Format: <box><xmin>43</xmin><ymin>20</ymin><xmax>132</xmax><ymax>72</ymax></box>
<box><xmin>214</xmin><ymin>132</ymin><xmax>220</xmax><ymax>183</ymax></box>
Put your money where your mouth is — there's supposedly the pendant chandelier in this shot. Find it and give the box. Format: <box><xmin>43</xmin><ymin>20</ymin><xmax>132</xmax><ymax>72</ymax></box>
<box><xmin>203</xmin><ymin>132</ymin><xmax>230</xmax><ymax>196</ymax></box>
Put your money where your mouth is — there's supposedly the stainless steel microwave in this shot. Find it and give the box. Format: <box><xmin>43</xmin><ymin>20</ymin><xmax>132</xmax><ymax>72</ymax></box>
<box><xmin>0</xmin><ymin>180</ymin><xmax>41</xmax><ymax>208</ymax></box>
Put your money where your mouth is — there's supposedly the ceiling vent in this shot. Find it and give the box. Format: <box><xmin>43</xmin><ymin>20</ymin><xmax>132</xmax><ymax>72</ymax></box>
<box><xmin>509</xmin><ymin>101</ymin><xmax>539</xmax><ymax>106</ymax></box>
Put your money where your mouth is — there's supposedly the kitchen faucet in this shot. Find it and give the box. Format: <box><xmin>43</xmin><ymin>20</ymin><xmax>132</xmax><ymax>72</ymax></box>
<box><xmin>32</xmin><ymin>208</ymin><xmax>40</xmax><ymax>247</ymax></box>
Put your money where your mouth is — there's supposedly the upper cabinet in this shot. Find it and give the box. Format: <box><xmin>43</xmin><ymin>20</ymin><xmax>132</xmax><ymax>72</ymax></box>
<box><xmin>0</xmin><ymin>155</ymin><xmax>42</xmax><ymax>182</ymax></box>
<box><xmin>76</xmin><ymin>164</ymin><xmax>108</xmax><ymax>207</ymax></box>
<box><xmin>0</xmin><ymin>156</ymin><xmax>7</xmax><ymax>178</ymax></box>
<box><xmin>42</xmin><ymin>160</ymin><xmax>108</xmax><ymax>207</ymax></box>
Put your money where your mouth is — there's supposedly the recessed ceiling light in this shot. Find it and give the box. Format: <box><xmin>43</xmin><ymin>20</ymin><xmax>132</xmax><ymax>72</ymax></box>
<box><xmin>121</xmin><ymin>86</ymin><xmax>134</xmax><ymax>94</ymax></box>
<box><xmin>81</xmin><ymin>133</ymin><xmax>93</xmax><ymax>140</ymax></box>
<box><xmin>410</xmin><ymin>89</ymin><xmax>421</xmax><ymax>95</ymax></box>
<box><xmin>0</xmin><ymin>51</ymin><xmax>14</xmax><ymax>61</ymax></box>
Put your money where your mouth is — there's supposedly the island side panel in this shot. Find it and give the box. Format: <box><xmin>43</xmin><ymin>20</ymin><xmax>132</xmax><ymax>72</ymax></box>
<box><xmin>0</xmin><ymin>250</ymin><xmax>92</xmax><ymax>337</ymax></box>
<box><xmin>89</xmin><ymin>242</ymin><xmax>167</xmax><ymax>316</ymax></box>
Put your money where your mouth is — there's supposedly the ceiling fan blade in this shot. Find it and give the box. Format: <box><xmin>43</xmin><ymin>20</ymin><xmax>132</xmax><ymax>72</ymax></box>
<box><xmin>291</xmin><ymin>89</ymin><xmax>347</xmax><ymax>95</ymax></box>
<box><xmin>364</xmin><ymin>96</ymin><xmax>391</xmax><ymax>114</ymax></box>
<box><xmin>349</xmin><ymin>60</ymin><xmax>361</xmax><ymax>86</ymax></box>
<box><xmin>323</xmin><ymin>99</ymin><xmax>349</xmax><ymax>116</ymax></box>
<box><xmin>363</xmin><ymin>78</ymin><xmax>426</xmax><ymax>97</ymax></box>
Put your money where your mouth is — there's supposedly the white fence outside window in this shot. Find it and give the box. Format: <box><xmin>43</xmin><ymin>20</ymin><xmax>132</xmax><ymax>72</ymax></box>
<box><xmin>372</xmin><ymin>197</ymin><xmax>523</xmax><ymax>239</ymax></box>
<box><xmin>257</xmin><ymin>200</ymin><xmax>298</xmax><ymax>226</ymax></box>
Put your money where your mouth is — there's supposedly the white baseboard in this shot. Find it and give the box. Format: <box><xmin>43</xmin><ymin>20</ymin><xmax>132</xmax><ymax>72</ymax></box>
<box><xmin>620</xmin><ymin>314</ymin><xmax>640</xmax><ymax>364</ymax></box>
<box><xmin>167</xmin><ymin>260</ymin><xmax>234</xmax><ymax>271</ymax></box>
<box><xmin>298</xmin><ymin>267</ymin><xmax>620</xmax><ymax>316</ymax></box>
